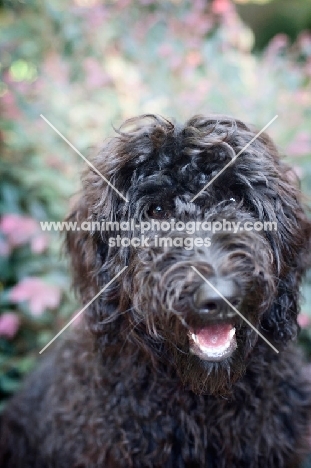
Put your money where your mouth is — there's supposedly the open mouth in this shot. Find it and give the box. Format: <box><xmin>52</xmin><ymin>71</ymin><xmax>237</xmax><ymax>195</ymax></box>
<box><xmin>188</xmin><ymin>322</ymin><xmax>237</xmax><ymax>362</ymax></box>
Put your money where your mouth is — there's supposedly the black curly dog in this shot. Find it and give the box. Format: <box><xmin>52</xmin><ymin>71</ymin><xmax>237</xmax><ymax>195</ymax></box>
<box><xmin>1</xmin><ymin>115</ymin><xmax>311</xmax><ymax>467</ymax></box>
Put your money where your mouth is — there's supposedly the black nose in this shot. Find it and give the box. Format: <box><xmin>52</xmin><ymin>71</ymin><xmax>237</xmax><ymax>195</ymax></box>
<box><xmin>193</xmin><ymin>277</ymin><xmax>241</xmax><ymax>318</ymax></box>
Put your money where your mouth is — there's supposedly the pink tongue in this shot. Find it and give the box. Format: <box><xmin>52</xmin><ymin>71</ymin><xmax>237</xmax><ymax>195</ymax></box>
<box><xmin>196</xmin><ymin>323</ymin><xmax>233</xmax><ymax>348</ymax></box>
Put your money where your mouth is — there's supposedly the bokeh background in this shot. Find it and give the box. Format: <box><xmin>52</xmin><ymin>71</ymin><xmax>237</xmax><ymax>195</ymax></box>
<box><xmin>1</xmin><ymin>0</ymin><xmax>311</xmax><ymax>409</ymax></box>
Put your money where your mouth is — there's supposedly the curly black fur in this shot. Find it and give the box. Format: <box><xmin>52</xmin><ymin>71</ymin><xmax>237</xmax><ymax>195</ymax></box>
<box><xmin>1</xmin><ymin>114</ymin><xmax>311</xmax><ymax>467</ymax></box>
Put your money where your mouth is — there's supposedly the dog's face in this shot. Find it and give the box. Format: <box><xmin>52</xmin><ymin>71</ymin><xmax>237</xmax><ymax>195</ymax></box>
<box><xmin>67</xmin><ymin>115</ymin><xmax>311</xmax><ymax>395</ymax></box>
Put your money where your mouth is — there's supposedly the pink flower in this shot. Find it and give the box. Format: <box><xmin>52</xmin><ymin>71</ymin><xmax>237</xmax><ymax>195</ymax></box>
<box><xmin>0</xmin><ymin>214</ymin><xmax>38</xmax><ymax>247</ymax></box>
<box><xmin>0</xmin><ymin>214</ymin><xmax>49</xmax><ymax>253</ymax></box>
<box><xmin>42</xmin><ymin>52</ymin><xmax>69</xmax><ymax>85</ymax></box>
<box><xmin>158</xmin><ymin>44</ymin><xmax>174</xmax><ymax>59</ymax></box>
<box><xmin>186</xmin><ymin>50</ymin><xmax>203</xmax><ymax>68</ymax></box>
<box><xmin>0</xmin><ymin>312</ymin><xmax>20</xmax><ymax>339</ymax></box>
<box><xmin>266</xmin><ymin>34</ymin><xmax>289</xmax><ymax>55</ymax></box>
<box><xmin>212</xmin><ymin>0</ymin><xmax>232</xmax><ymax>15</ymax></box>
<box><xmin>298</xmin><ymin>313</ymin><xmax>310</xmax><ymax>329</ymax></box>
<box><xmin>297</xmin><ymin>31</ymin><xmax>311</xmax><ymax>52</ymax></box>
<box><xmin>10</xmin><ymin>278</ymin><xmax>61</xmax><ymax>316</ymax></box>
<box><xmin>83</xmin><ymin>57</ymin><xmax>111</xmax><ymax>89</ymax></box>
<box><xmin>287</xmin><ymin>132</ymin><xmax>311</xmax><ymax>157</ymax></box>
<box><xmin>30</xmin><ymin>234</ymin><xmax>49</xmax><ymax>254</ymax></box>
<box><xmin>1</xmin><ymin>90</ymin><xmax>22</xmax><ymax>120</ymax></box>
<box><xmin>85</xmin><ymin>6</ymin><xmax>109</xmax><ymax>28</ymax></box>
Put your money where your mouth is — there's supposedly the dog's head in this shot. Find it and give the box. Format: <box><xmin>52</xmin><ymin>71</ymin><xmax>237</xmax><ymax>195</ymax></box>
<box><xmin>66</xmin><ymin>115</ymin><xmax>311</xmax><ymax>395</ymax></box>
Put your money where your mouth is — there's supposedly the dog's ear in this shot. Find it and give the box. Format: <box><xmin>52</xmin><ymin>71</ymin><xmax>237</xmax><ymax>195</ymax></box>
<box><xmin>65</xmin><ymin>135</ymin><xmax>125</xmax><ymax>295</ymax></box>
<box><xmin>65</xmin><ymin>194</ymin><xmax>99</xmax><ymax>300</ymax></box>
<box><xmin>258</xmin><ymin>138</ymin><xmax>311</xmax><ymax>343</ymax></box>
<box><xmin>65</xmin><ymin>187</ymin><xmax>127</xmax><ymax>339</ymax></box>
<box><xmin>263</xmin><ymin>218</ymin><xmax>311</xmax><ymax>344</ymax></box>
<box><xmin>64</xmin><ymin>136</ymin><xmax>133</xmax><ymax>338</ymax></box>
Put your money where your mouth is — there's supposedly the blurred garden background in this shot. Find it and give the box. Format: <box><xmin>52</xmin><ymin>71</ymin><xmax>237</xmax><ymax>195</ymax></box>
<box><xmin>0</xmin><ymin>0</ymin><xmax>311</xmax><ymax>408</ymax></box>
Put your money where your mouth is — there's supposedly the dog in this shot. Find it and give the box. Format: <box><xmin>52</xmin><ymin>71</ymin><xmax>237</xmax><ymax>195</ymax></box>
<box><xmin>1</xmin><ymin>114</ymin><xmax>311</xmax><ymax>467</ymax></box>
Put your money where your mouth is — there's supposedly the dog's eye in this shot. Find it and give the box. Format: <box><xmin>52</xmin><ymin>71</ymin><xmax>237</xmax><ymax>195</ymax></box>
<box><xmin>147</xmin><ymin>204</ymin><xmax>172</xmax><ymax>219</ymax></box>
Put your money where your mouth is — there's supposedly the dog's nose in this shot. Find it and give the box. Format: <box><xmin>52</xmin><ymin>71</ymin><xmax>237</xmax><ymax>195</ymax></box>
<box><xmin>193</xmin><ymin>277</ymin><xmax>241</xmax><ymax>317</ymax></box>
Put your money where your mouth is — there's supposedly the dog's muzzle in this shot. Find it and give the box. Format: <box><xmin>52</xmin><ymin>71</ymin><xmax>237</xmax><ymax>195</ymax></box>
<box><xmin>188</xmin><ymin>277</ymin><xmax>241</xmax><ymax>362</ymax></box>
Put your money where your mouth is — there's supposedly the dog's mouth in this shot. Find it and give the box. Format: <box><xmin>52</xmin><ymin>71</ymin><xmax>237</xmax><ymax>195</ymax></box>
<box><xmin>188</xmin><ymin>322</ymin><xmax>237</xmax><ymax>362</ymax></box>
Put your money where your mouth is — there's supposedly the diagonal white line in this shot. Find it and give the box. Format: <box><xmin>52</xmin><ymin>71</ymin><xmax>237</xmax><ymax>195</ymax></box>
<box><xmin>39</xmin><ymin>266</ymin><xmax>128</xmax><ymax>354</ymax></box>
<box><xmin>191</xmin><ymin>266</ymin><xmax>279</xmax><ymax>354</ymax></box>
<box><xmin>40</xmin><ymin>114</ymin><xmax>128</xmax><ymax>202</ymax></box>
<box><xmin>190</xmin><ymin>115</ymin><xmax>278</xmax><ymax>202</ymax></box>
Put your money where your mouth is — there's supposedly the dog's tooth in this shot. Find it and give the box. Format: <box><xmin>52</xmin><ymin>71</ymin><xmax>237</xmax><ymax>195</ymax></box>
<box><xmin>200</xmin><ymin>341</ymin><xmax>231</xmax><ymax>356</ymax></box>
<box><xmin>229</xmin><ymin>328</ymin><xmax>236</xmax><ymax>340</ymax></box>
<box><xmin>191</xmin><ymin>333</ymin><xmax>198</xmax><ymax>344</ymax></box>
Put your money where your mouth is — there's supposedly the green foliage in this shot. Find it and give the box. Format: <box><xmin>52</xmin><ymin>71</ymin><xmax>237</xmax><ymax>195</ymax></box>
<box><xmin>236</xmin><ymin>0</ymin><xmax>311</xmax><ymax>50</ymax></box>
<box><xmin>0</xmin><ymin>0</ymin><xmax>311</xmax><ymax>405</ymax></box>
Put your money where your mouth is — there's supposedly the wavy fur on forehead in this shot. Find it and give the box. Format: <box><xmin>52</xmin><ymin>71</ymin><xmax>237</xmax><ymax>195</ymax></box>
<box><xmin>66</xmin><ymin>113</ymin><xmax>311</xmax><ymax>345</ymax></box>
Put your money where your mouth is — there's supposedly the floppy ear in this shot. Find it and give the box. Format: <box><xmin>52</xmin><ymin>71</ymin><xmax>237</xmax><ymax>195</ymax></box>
<box><xmin>64</xmin><ymin>131</ymin><xmax>136</xmax><ymax>339</ymax></box>
<box><xmin>270</xmin><ymin>206</ymin><xmax>310</xmax><ymax>345</ymax></box>
<box><xmin>65</xmin><ymin>187</ymin><xmax>129</xmax><ymax>340</ymax></box>
<box><xmin>65</xmin><ymin>194</ymin><xmax>98</xmax><ymax>300</ymax></box>
<box><xmin>258</xmin><ymin>144</ymin><xmax>311</xmax><ymax>343</ymax></box>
